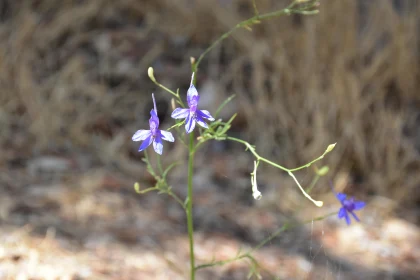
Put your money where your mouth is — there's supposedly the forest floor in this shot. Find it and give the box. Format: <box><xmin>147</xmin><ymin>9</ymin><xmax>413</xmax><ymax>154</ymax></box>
<box><xmin>0</xmin><ymin>151</ymin><xmax>419</xmax><ymax>280</ymax></box>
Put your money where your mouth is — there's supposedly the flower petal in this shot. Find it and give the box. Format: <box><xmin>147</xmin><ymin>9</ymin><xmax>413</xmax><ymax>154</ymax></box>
<box><xmin>195</xmin><ymin>114</ymin><xmax>208</xmax><ymax>129</ymax></box>
<box><xmin>344</xmin><ymin>212</ymin><xmax>352</xmax><ymax>225</ymax></box>
<box><xmin>187</xmin><ymin>84</ymin><xmax>199</xmax><ymax>107</ymax></box>
<box><xmin>138</xmin><ymin>135</ymin><xmax>153</xmax><ymax>151</ymax></box>
<box><xmin>132</xmin><ymin>130</ymin><xmax>151</xmax><ymax>141</ymax></box>
<box><xmin>354</xmin><ymin>201</ymin><xmax>366</xmax><ymax>211</ymax></box>
<box><xmin>197</xmin><ymin>110</ymin><xmax>215</xmax><ymax>121</ymax></box>
<box><xmin>185</xmin><ymin>112</ymin><xmax>196</xmax><ymax>134</ymax></box>
<box><xmin>160</xmin><ymin>130</ymin><xmax>174</xmax><ymax>142</ymax></box>
<box><xmin>150</xmin><ymin>109</ymin><xmax>159</xmax><ymax>127</ymax></box>
<box><xmin>153</xmin><ymin>136</ymin><xmax>163</xmax><ymax>155</ymax></box>
<box><xmin>336</xmin><ymin>193</ymin><xmax>347</xmax><ymax>202</ymax></box>
<box><xmin>338</xmin><ymin>207</ymin><xmax>346</xmax><ymax>219</ymax></box>
<box><xmin>171</xmin><ymin>108</ymin><xmax>190</xmax><ymax>119</ymax></box>
<box><xmin>350</xmin><ymin>212</ymin><xmax>360</xmax><ymax>222</ymax></box>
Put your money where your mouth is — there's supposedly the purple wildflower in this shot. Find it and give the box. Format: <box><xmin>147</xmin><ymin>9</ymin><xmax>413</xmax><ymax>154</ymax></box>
<box><xmin>132</xmin><ymin>94</ymin><xmax>174</xmax><ymax>155</ymax></box>
<box><xmin>171</xmin><ymin>73</ymin><xmax>215</xmax><ymax>133</ymax></box>
<box><xmin>335</xmin><ymin>192</ymin><xmax>366</xmax><ymax>225</ymax></box>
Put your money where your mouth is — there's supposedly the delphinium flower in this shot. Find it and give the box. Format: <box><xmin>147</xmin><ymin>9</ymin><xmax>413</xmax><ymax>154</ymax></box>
<box><xmin>334</xmin><ymin>190</ymin><xmax>366</xmax><ymax>225</ymax></box>
<box><xmin>171</xmin><ymin>73</ymin><xmax>215</xmax><ymax>133</ymax></box>
<box><xmin>132</xmin><ymin>94</ymin><xmax>174</xmax><ymax>155</ymax></box>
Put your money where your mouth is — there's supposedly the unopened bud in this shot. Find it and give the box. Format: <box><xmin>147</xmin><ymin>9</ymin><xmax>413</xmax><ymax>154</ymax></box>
<box><xmin>325</xmin><ymin>143</ymin><xmax>336</xmax><ymax>154</ymax></box>
<box><xmin>148</xmin><ymin>67</ymin><xmax>156</xmax><ymax>82</ymax></box>
<box><xmin>134</xmin><ymin>182</ymin><xmax>141</xmax><ymax>193</ymax></box>
<box><xmin>316</xmin><ymin>166</ymin><xmax>329</xmax><ymax>176</ymax></box>
<box><xmin>171</xmin><ymin>98</ymin><xmax>176</xmax><ymax>111</ymax></box>
<box><xmin>251</xmin><ymin>161</ymin><xmax>262</xmax><ymax>200</ymax></box>
<box><xmin>253</xmin><ymin>190</ymin><xmax>262</xmax><ymax>200</ymax></box>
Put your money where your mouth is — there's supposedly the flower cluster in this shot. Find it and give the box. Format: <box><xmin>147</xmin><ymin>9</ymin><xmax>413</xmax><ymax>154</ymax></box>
<box><xmin>132</xmin><ymin>74</ymin><xmax>214</xmax><ymax>154</ymax></box>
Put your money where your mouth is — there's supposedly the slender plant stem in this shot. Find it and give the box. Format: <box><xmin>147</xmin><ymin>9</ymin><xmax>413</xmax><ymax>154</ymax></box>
<box><xmin>157</xmin><ymin>155</ymin><xmax>164</xmax><ymax>174</ymax></box>
<box><xmin>224</xmin><ymin>136</ymin><xmax>324</xmax><ymax>207</ymax></box>
<box><xmin>195</xmin><ymin>212</ymin><xmax>336</xmax><ymax>271</ymax></box>
<box><xmin>194</xmin><ymin>0</ymin><xmax>319</xmax><ymax>71</ymax></box>
<box><xmin>186</xmin><ymin>133</ymin><xmax>196</xmax><ymax>280</ymax></box>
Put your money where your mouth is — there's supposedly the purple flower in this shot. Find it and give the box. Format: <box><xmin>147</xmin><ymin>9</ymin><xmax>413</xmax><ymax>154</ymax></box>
<box><xmin>171</xmin><ymin>73</ymin><xmax>215</xmax><ymax>134</ymax></box>
<box><xmin>335</xmin><ymin>192</ymin><xmax>366</xmax><ymax>225</ymax></box>
<box><xmin>132</xmin><ymin>94</ymin><xmax>174</xmax><ymax>155</ymax></box>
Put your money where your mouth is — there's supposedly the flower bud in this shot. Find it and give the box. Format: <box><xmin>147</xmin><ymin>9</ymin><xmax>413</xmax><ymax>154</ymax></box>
<box><xmin>316</xmin><ymin>166</ymin><xmax>329</xmax><ymax>176</ymax></box>
<box><xmin>134</xmin><ymin>182</ymin><xmax>141</xmax><ymax>193</ymax></box>
<box><xmin>325</xmin><ymin>143</ymin><xmax>336</xmax><ymax>154</ymax></box>
<box><xmin>148</xmin><ymin>67</ymin><xmax>156</xmax><ymax>82</ymax></box>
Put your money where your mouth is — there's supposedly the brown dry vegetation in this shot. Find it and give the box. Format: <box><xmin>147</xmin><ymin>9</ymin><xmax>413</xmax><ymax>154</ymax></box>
<box><xmin>0</xmin><ymin>0</ymin><xmax>420</xmax><ymax>279</ymax></box>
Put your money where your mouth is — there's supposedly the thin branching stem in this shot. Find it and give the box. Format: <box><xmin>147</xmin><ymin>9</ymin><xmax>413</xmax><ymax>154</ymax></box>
<box><xmin>252</xmin><ymin>0</ymin><xmax>259</xmax><ymax>15</ymax></box>
<box><xmin>194</xmin><ymin>0</ymin><xmax>319</xmax><ymax>72</ymax></box>
<box><xmin>225</xmin><ymin>136</ymin><xmax>325</xmax><ymax>206</ymax></box>
<box><xmin>195</xmin><ymin>212</ymin><xmax>336</xmax><ymax>271</ymax></box>
<box><xmin>167</xmin><ymin>190</ymin><xmax>187</xmax><ymax>211</ymax></box>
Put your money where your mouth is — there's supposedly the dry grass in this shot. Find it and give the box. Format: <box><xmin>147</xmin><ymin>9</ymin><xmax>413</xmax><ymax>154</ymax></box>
<box><xmin>0</xmin><ymin>0</ymin><xmax>419</xmax><ymax>215</ymax></box>
<box><xmin>219</xmin><ymin>0</ymin><xmax>420</xmax><ymax>212</ymax></box>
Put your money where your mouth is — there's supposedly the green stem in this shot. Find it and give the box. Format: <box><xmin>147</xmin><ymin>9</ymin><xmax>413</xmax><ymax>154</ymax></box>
<box><xmin>195</xmin><ymin>212</ymin><xmax>336</xmax><ymax>271</ymax></box>
<box><xmin>157</xmin><ymin>155</ymin><xmax>164</xmax><ymax>175</ymax></box>
<box><xmin>186</xmin><ymin>133</ymin><xmax>196</xmax><ymax>280</ymax></box>
<box><xmin>224</xmin><ymin>136</ymin><xmax>324</xmax><ymax>207</ymax></box>
<box><xmin>194</xmin><ymin>0</ymin><xmax>318</xmax><ymax>72</ymax></box>
<box><xmin>226</xmin><ymin>136</ymin><xmax>289</xmax><ymax>172</ymax></box>
<box><xmin>225</xmin><ymin>136</ymin><xmax>328</xmax><ymax>173</ymax></box>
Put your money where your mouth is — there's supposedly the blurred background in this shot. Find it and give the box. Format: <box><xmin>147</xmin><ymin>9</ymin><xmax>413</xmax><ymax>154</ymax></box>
<box><xmin>0</xmin><ymin>0</ymin><xmax>419</xmax><ymax>279</ymax></box>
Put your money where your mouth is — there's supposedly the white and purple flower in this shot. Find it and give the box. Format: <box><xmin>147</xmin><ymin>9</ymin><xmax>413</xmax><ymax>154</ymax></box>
<box><xmin>132</xmin><ymin>94</ymin><xmax>174</xmax><ymax>155</ymax></box>
<box><xmin>171</xmin><ymin>73</ymin><xmax>215</xmax><ymax>134</ymax></box>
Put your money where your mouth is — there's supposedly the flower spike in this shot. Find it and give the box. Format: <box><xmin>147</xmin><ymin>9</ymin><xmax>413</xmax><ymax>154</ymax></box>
<box><xmin>132</xmin><ymin>94</ymin><xmax>174</xmax><ymax>155</ymax></box>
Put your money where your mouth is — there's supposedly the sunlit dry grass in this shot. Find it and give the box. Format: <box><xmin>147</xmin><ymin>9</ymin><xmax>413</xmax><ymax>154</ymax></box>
<box><xmin>1</xmin><ymin>0</ymin><xmax>419</xmax><ymax>208</ymax></box>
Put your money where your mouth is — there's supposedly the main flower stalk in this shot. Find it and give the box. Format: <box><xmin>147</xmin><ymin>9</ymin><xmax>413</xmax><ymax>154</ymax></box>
<box><xmin>186</xmin><ymin>133</ymin><xmax>195</xmax><ymax>279</ymax></box>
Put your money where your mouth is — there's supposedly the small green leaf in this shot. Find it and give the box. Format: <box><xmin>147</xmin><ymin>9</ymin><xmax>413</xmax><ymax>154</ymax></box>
<box><xmin>163</xmin><ymin>161</ymin><xmax>181</xmax><ymax>179</ymax></box>
<box><xmin>215</xmin><ymin>94</ymin><xmax>236</xmax><ymax>118</ymax></box>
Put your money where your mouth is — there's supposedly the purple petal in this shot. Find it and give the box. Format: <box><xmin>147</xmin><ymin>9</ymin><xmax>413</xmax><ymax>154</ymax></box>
<box><xmin>338</xmin><ymin>207</ymin><xmax>346</xmax><ymax>219</ymax></box>
<box><xmin>150</xmin><ymin>109</ymin><xmax>159</xmax><ymax>127</ymax></box>
<box><xmin>132</xmin><ymin>130</ymin><xmax>151</xmax><ymax>141</ymax></box>
<box><xmin>353</xmin><ymin>201</ymin><xmax>366</xmax><ymax>211</ymax></box>
<box><xmin>195</xmin><ymin>114</ymin><xmax>208</xmax><ymax>129</ymax></box>
<box><xmin>138</xmin><ymin>135</ymin><xmax>153</xmax><ymax>151</ymax></box>
<box><xmin>336</xmin><ymin>193</ymin><xmax>347</xmax><ymax>202</ymax></box>
<box><xmin>153</xmin><ymin>136</ymin><xmax>163</xmax><ymax>155</ymax></box>
<box><xmin>197</xmin><ymin>110</ymin><xmax>215</xmax><ymax>121</ymax></box>
<box><xmin>344</xmin><ymin>211</ymin><xmax>351</xmax><ymax>225</ymax></box>
<box><xmin>160</xmin><ymin>130</ymin><xmax>174</xmax><ymax>142</ymax></box>
<box><xmin>350</xmin><ymin>212</ymin><xmax>360</xmax><ymax>222</ymax></box>
<box><xmin>187</xmin><ymin>84</ymin><xmax>199</xmax><ymax>107</ymax></box>
<box><xmin>171</xmin><ymin>108</ymin><xmax>190</xmax><ymax>119</ymax></box>
<box><xmin>185</xmin><ymin>112</ymin><xmax>196</xmax><ymax>134</ymax></box>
